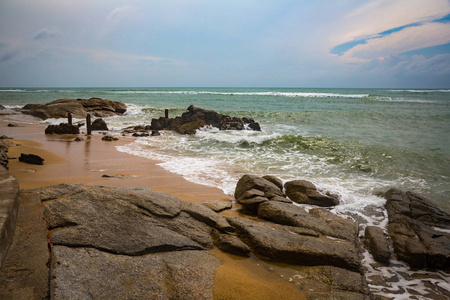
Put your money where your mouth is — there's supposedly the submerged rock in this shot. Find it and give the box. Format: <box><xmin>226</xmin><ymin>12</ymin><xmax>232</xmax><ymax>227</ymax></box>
<box><xmin>150</xmin><ymin>105</ymin><xmax>261</xmax><ymax>134</ymax></box>
<box><xmin>22</xmin><ymin>97</ymin><xmax>127</xmax><ymax>120</ymax></box>
<box><xmin>385</xmin><ymin>189</ymin><xmax>450</xmax><ymax>270</ymax></box>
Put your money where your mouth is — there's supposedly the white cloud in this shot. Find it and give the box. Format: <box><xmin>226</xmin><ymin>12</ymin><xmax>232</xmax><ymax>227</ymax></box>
<box><xmin>33</xmin><ymin>28</ymin><xmax>58</xmax><ymax>40</ymax></box>
<box><xmin>107</xmin><ymin>5</ymin><xmax>135</xmax><ymax>22</ymax></box>
<box><xmin>332</xmin><ymin>0</ymin><xmax>450</xmax><ymax>45</ymax></box>
<box><xmin>343</xmin><ymin>22</ymin><xmax>450</xmax><ymax>60</ymax></box>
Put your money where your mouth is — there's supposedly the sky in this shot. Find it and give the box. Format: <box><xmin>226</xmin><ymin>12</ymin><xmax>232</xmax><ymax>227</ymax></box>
<box><xmin>0</xmin><ymin>0</ymin><xmax>449</xmax><ymax>88</ymax></box>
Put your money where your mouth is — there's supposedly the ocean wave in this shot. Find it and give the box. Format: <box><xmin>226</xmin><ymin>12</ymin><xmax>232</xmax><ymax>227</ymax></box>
<box><xmin>0</xmin><ymin>89</ymin><xmax>27</xmax><ymax>92</ymax></box>
<box><xmin>107</xmin><ymin>90</ymin><xmax>370</xmax><ymax>98</ymax></box>
<box><xmin>389</xmin><ymin>89</ymin><xmax>450</xmax><ymax>93</ymax></box>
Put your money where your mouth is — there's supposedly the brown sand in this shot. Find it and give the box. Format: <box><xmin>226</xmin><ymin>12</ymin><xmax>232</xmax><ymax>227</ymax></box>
<box><xmin>0</xmin><ymin>118</ymin><xmax>306</xmax><ymax>299</ymax></box>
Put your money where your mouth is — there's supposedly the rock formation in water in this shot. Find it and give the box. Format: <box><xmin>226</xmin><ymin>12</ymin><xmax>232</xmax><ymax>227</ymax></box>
<box><xmin>22</xmin><ymin>97</ymin><xmax>127</xmax><ymax>120</ymax></box>
<box><xmin>151</xmin><ymin>105</ymin><xmax>261</xmax><ymax>134</ymax></box>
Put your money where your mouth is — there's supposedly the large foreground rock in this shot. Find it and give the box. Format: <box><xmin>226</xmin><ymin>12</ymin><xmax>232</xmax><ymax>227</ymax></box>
<box><xmin>31</xmin><ymin>184</ymin><xmax>231</xmax><ymax>298</ymax></box>
<box><xmin>227</xmin><ymin>216</ymin><xmax>362</xmax><ymax>272</ymax></box>
<box><xmin>151</xmin><ymin>105</ymin><xmax>261</xmax><ymax>134</ymax></box>
<box><xmin>22</xmin><ymin>97</ymin><xmax>126</xmax><ymax>120</ymax></box>
<box><xmin>385</xmin><ymin>189</ymin><xmax>450</xmax><ymax>270</ymax></box>
<box><xmin>51</xmin><ymin>246</ymin><xmax>220</xmax><ymax>299</ymax></box>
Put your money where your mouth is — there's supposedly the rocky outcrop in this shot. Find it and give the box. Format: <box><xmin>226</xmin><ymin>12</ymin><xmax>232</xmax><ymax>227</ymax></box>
<box><xmin>151</xmin><ymin>105</ymin><xmax>261</xmax><ymax>134</ymax></box>
<box><xmin>22</xmin><ymin>97</ymin><xmax>127</xmax><ymax>120</ymax></box>
<box><xmin>19</xmin><ymin>153</ymin><xmax>44</xmax><ymax>165</ymax></box>
<box><xmin>0</xmin><ymin>140</ymin><xmax>13</xmax><ymax>170</ymax></box>
<box><xmin>364</xmin><ymin>226</ymin><xmax>391</xmax><ymax>264</ymax></box>
<box><xmin>29</xmin><ymin>184</ymin><xmax>234</xmax><ymax>299</ymax></box>
<box><xmin>385</xmin><ymin>189</ymin><xmax>450</xmax><ymax>270</ymax></box>
<box><xmin>285</xmin><ymin>180</ymin><xmax>339</xmax><ymax>207</ymax></box>
<box><xmin>227</xmin><ymin>216</ymin><xmax>361</xmax><ymax>272</ymax></box>
<box><xmin>0</xmin><ymin>105</ymin><xmax>5</xmax><ymax>110</ymax></box>
<box><xmin>91</xmin><ymin>118</ymin><xmax>108</xmax><ymax>131</ymax></box>
<box><xmin>234</xmin><ymin>174</ymin><xmax>290</xmax><ymax>214</ymax></box>
<box><xmin>0</xmin><ymin>166</ymin><xmax>20</xmax><ymax>269</ymax></box>
<box><xmin>45</xmin><ymin>123</ymin><xmax>80</xmax><ymax>134</ymax></box>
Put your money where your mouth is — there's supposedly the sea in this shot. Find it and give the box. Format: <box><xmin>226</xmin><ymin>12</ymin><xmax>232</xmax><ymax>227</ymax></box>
<box><xmin>1</xmin><ymin>87</ymin><xmax>449</xmax><ymax>298</ymax></box>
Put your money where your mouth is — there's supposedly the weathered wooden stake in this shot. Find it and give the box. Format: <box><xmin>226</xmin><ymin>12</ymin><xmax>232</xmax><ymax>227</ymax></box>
<box><xmin>165</xmin><ymin>109</ymin><xmax>169</xmax><ymax>119</ymax></box>
<box><xmin>68</xmin><ymin>112</ymin><xmax>72</xmax><ymax>125</ymax></box>
<box><xmin>86</xmin><ymin>114</ymin><xmax>92</xmax><ymax>135</ymax></box>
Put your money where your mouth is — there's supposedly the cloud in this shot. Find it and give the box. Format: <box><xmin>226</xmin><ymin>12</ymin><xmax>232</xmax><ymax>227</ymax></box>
<box><xmin>343</xmin><ymin>22</ymin><xmax>450</xmax><ymax>60</ymax></box>
<box><xmin>0</xmin><ymin>42</ymin><xmax>20</xmax><ymax>62</ymax></box>
<box><xmin>336</xmin><ymin>0</ymin><xmax>450</xmax><ymax>44</ymax></box>
<box><xmin>107</xmin><ymin>5</ymin><xmax>135</xmax><ymax>22</ymax></box>
<box><xmin>33</xmin><ymin>28</ymin><xmax>58</xmax><ymax>40</ymax></box>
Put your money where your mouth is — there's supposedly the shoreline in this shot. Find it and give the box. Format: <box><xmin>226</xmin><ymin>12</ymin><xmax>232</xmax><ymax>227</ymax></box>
<box><xmin>0</xmin><ymin>117</ymin><xmax>308</xmax><ymax>299</ymax></box>
<box><xmin>1</xmin><ymin>118</ymin><xmax>233</xmax><ymax>203</ymax></box>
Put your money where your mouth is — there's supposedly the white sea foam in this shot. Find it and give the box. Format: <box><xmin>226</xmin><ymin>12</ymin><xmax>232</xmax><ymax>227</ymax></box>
<box><xmin>106</xmin><ymin>90</ymin><xmax>370</xmax><ymax>98</ymax></box>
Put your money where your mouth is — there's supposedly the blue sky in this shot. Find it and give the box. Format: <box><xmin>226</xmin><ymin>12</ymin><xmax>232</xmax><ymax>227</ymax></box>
<box><xmin>0</xmin><ymin>0</ymin><xmax>449</xmax><ymax>88</ymax></box>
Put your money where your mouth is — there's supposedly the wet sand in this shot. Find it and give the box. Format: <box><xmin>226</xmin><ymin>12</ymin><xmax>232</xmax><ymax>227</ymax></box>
<box><xmin>0</xmin><ymin>118</ymin><xmax>307</xmax><ymax>300</ymax></box>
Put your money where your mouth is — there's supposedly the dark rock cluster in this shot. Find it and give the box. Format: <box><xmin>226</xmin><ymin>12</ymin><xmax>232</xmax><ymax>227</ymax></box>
<box><xmin>151</xmin><ymin>105</ymin><xmax>261</xmax><ymax>134</ymax></box>
<box><xmin>235</xmin><ymin>175</ymin><xmax>340</xmax><ymax>214</ymax></box>
<box><xmin>22</xmin><ymin>97</ymin><xmax>127</xmax><ymax>120</ymax></box>
<box><xmin>385</xmin><ymin>189</ymin><xmax>450</xmax><ymax>271</ymax></box>
<box><xmin>45</xmin><ymin>123</ymin><xmax>80</xmax><ymax>134</ymax></box>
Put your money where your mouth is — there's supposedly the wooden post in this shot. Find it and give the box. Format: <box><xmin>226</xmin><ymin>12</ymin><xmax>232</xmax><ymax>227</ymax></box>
<box><xmin>68</xmin><ymin>112</ymin><xmax>72</xmax><ymax>125</ymax></box>
<box><xmin>86</xmin><ymin>114</ymin><xmax>92</xmax><ymax>135</ymax></box>
<box><xmin>165</xmin><ymin>109</ymin><xmax>169</xmax><ymax>119</ymax></box>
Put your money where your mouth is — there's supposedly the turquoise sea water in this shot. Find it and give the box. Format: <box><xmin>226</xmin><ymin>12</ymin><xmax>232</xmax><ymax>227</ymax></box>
<box><xmin>1</xmin><ymin>87</ymin><xmax>448</xmax><ymax>212</ymax></box>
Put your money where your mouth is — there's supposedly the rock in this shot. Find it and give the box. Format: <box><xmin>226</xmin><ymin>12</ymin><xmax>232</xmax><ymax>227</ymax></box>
<box><xmin>284</xmin><ymin>180</ymin><xmax>339</xmax><ymax>207</ymax></box>
<box><xmin>364</xmin><ymin>226</ymin><xmax>391</xmax><ymax>264</ymax></box>
<box><xmin>150</xmin><ymin>105</ymin><xmax>261</xmax><ymax>134</ymax></box>
<box><xmin>234</xmin><ymin>175</ymin><xmax>289</xmax><ymax>214</ymax></box>
<box><xmin>262</xmin><ymin>175</ymin><xmax>283</xmax><ymax>190</ymax></box>
<box><xmin>27</xmin><ymin>184</ymin><xmax>234</xmax><ymax>298</ymax></box>
<box><xmin>0</xmin><ymin>166</ymin><xmax>20</xmax><ymax>268</ymax></box>
<box><xmin>257</xmin><ymin>201</ymin><xmax>359</xmax><ymax>243</ymax></box>
<box><xmin>45</xmin><ymin>123</ymin><xmax>80</xmax><ymax>134</ymax></box>
<box><xmin>74</xmin><ymin>137</ymin><xmax>84</xmax><ymax>141</ymax></box>
<box><xmin>151</xmin><ymin>130</ymin><xmax>161</xmax><ymax>136</ymax></box>
<box><xmin>227</xmin><ymin>216</ymin><xmax>362</xmax><ymax>272</ymax></box>
<box><xmin>202</xmin><ymin>200</ymin><xmax>233</xmax><ymax>212</ymax></box>
<box><xmin>0</xmin><ymin>135</ymin><xmax>13</xmax><ymax>139</ymax></box>
<box><xmin>51</xmin><ymin>246</ymin><xmax>220</xmax><ymax>300</ymax></box>
<box><xmin>211</xmin><ymin>229</ymin><xmax>251</xmax><ymax>257</ymax></box>
<box><xmin>0</xmin><ymin>140</ymin><xmax>11</xmax><ymax>169</ymax></box>
<box><xmin>18</xmin><ymin>153</ymin><xmax>44</xmax><ymax>165</ymax></box>
<box><xmin>7</xmin><ymin>123</ymin><xmax>17</xmax><ymax>127</ymax></box>
<box><xmin>91</xmin><ymin>118</ymin><xmax>108</xmax><ymax>131</ymax></box>
<box><xmin>101</xmin><ymin>135</ymin><xmax>118</xmax><ymax>141</ymax></box>
<box><xmin>22</xmin><ymin>97</ymin><xmax>127</xmax><ymax>120</ymax></box>
<box><xmin>0</xmin><ymin>105</ymin><xmax>5</xmax><ymax>110</ymax></box>
<box><xmin>385</xmin><ymin>189</ymin><xmax>450</xmax><ymax>270</ymax></box>
<box><xmin>132</xmin><ymin>132</ymin><xmax>149</xmax><ymax>137</ymax></box>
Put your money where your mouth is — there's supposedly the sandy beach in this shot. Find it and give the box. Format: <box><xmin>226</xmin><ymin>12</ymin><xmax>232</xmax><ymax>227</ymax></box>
<box><xmin>0</xmin><ymin>117</ymin><xmax>307</xmax><ymax>300</ymax></box>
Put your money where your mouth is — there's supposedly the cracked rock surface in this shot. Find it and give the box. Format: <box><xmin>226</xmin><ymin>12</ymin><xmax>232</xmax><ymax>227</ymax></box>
<box><xmin>34</xmin><ymin>183</ymin><xmax>227</xmax><ymax>299</ymax></box>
